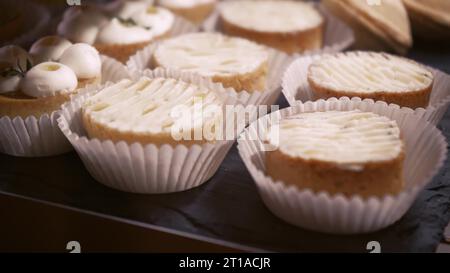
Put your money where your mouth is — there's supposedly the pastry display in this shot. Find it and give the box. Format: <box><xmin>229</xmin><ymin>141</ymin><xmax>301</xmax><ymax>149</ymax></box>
<box><xmin>219</xmin><ymin>0</ymin><xmax>324</xmax><ymax>54</ymax></box>
<box><xmin>0</xmin><ymin>40</ymin><xmax>102</xmax><ymax>118</ymax></box>
<box><xmin>152</xmin><ymin>32</ymin><xmax>269</xmax><ymax>92</ymax></box>
<box><xmin>82</xmin><ymin>76</ymin><xmax>225</xmax><ymax>146</ymax></box>
<box><xmin>307</xmin><ymin>51</ymin><xmax>434</xmax><ymax>109</ymax></box>
<box><xmin>402</xmin><ymin>0</ymin><xmax>450</xmax><ymax>42</ymax></box>
<box><xmin>158</xmin><ymin>0</ymin><xmax>216</xmax><ymax>25</ymax></box>
<box><xmin>57</xmin><ymin>3</ymin><xmax>175</xmax><ymax>63</ymax></box>
<box><xmin>266</xmin><ymin>110</ymin><xmax>405</xmax><ymax>198</ymax></box>
<box><xmin>323</xmin><ymin>0</ymin><xmax>412</xmax><ymax>54</ymax></box>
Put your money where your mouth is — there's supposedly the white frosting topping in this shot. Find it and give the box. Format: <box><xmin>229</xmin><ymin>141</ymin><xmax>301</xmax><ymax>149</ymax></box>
<box><xmin>131</xmin><ymin>6</ymin><xmax>174</xmax><ymax>37</ymax></box>
<box><xmin>113</xmin><ymin>0</ymin><xmax>153</xmax><ymax>19</ymax></box>
<box><xmin>83</xmin><ymin>77</ymin><xmax>224</xmax><ymax>135</ymax></box>
<box><xmin>159</xmin><ymin>0</ymin><xmax>216</xmax><ymax>8</ymax></box>
<box><xmin>59</xmin><ymin>43</ymin><xmax>101</xmax><ymax>79</ymax></box>
<box><xmin>219</xmin><ymin>0</ymin><xmax>323</xmax><ymax>33</ymax></box>
<box><xmin>267</xmin><ymin>111</ymin><xmax>403</xmax><ymax>170</ymax></box>
<box><xmin>154</xmin><ymin>32</ymin><xmax>269</xmax><ymax>77</ymax></box>
<box><xmin>96</xmin><ymin>18</ymin><xmax>153</xmax><ymax>44</ymax></box>
<box><xmin>21</xmin><ymin>62</ymin><xmax>77</xmax><ymax>98</ymax></box>
<box><xmin>57</xmin><ymin>8</ymin><xmax>109</xmax><ymax>44</ymax></box>
<box><xmin>308</xmin><ymin>52</ymin><xmax>434</xmax><ymax>94</ymax></box>
<box><xmin>29</xmin><ymin>36</ymin><xmax>73</xmax><ymax>64</ymax></box>
<box><xmin>0</xmin><ymin>45</ymin><xmax>32</xmax><ymax>70</ymax></box>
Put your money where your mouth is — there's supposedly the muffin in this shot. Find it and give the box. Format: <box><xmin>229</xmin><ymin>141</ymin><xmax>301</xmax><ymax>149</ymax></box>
<box><xmin>323</xmin><ymin>0</ymin><xmax>412</xmax><ymax>54</ymax></box>
<box><xmin>152</xmin><ymin>32</ymin><xmax>269</xmax><ymax>92</ymax></box>
<box><xmin>82</xmin><ymin>76</ymin><xmax>226</xmax><ymax>146</ymax></box>
<box><xmin>307</xmin><ymin>51</ymin><xmax>434</xmax><ymax>109</ymax></box>
<box><xmin>58</xmin><ymin>4</ymin><xmax>175</xmax><ymax>63</ymax></box>
<box><xmin>158</xmin><ymin>0</ymin><xmax>216</xmax><ymax>25</ymax></box>
<box><xmin>402</xmin><ymin>0</ymin><xmax>450</xmax><ymax>42</ymax></box>
<box><xmin>219</xmin><ymin>0</ymin><xmax>324</xmax><ymax>54</ymax></box>
<box><xmin>265</xmin><ymin>110</ymin><xmax>405</xmax><ymax>198</ymax></box>
<box><xmin>0</xmin><ymin>42</ymin><xmax>102</xmax><ymax>118</ymax></box>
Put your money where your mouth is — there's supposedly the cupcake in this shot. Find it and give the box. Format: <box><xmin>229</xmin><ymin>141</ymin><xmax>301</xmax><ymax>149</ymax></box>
<box><xmin>0</xmin><ymin>42</ymin><xmax>101</xmax><ymax>118</ymax></box>
<box><xmin>152</xmin><ymin>32</ymin><xmax>270</xmax><ymax>92</ymax></box>
<box><xmin>57</xmin><ymin>4</ymin><xmax>175</xmax><ymax>63</ymax></box>
<box><xmin>219</xmin><ymin>0</ymin><xmax>325</xmax><ymax>54</ymax></box>
<box><xmin>402</xmin><ymin>0</ymin><xmax>450</xmax><ymax>42</ymax></box>
<box><xmin>265</xmin><ymin>110</ymin><xmax>405</xmax><ymax>198</ymax></box>
<box><xmin>323</xmin><ymin>0</ymin><xmax>412</xmax><ymax>54</ymax></box>
<box><xmin>158</xmin><ymin>0</ymin><xmax>217</xmax><ymax>25</ymax></box>
<box><xmin>307</xmin><ymin>51</ymin><xmax>434</xmax><ymax>109</ymax></box>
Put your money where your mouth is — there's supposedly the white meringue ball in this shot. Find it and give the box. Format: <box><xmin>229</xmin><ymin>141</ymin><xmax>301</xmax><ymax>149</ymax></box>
<box><xmin>59</xmin><ymin>43</ymin><xmax>102</xmax><ymax>79</ymax></box>
<box><xmin>0</xmin><ymin>62</ymin><xmax>21</xmax><ymax>93</ymax></box>
<box><xmin>0</xmin><ymin>76</ymin><xmax>21</xmax><ymax>93</ymax></box>
<box><xmin>96</xmin><ymin>18</ymin><xmax>153</xmax><ymax>44</ymax></box>
<box><xmin>57</xmin><ymin>8</ymin><xmax>109</xmax><ymax>44</ymax></box>
<box><xmin>30</xmin><ymin>36</ymin><xmax>73</xmax><ymax>64</ymax></box>
<box><xmin>21</xmin><ymin>62</ymin><xmax>78</xmax><ymax>98</ymax></box>
<box><xmin>0</xmin><ymin>45</ymin><xmax>32</xmax><ymax>70</ymax></box>
<box><xmin>131</xmin><ymin>6</ymin><xmax>174</xmax><ymax>36</ymax></box>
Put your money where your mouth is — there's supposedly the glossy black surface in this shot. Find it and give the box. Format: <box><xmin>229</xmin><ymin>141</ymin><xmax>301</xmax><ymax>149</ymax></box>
<box><xmin>1</xmin><ymin>46</ymin><xmax>449</xmax><ymax>252</ymax></box>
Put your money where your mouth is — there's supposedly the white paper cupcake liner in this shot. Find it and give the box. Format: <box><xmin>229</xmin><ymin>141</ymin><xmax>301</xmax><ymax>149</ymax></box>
<box><xmin>237</xmin><ymin>97</ymin><xmax>447</xmax><ymax>234</ymax></box>
<box><xmin>57</xmin><ymin>69</ymin><xmax>239</xmax><ymax>194</ymax></box>
<box><xmin>282</xmin><ymin>54</ymin><xmax>450</xmax><ymax>125</ymax></box>
<box><xmin>0</xmin><ymin>55</ymin><xmax>129</xmax><ymax>157</ymax></box>
<box><xmin>127</xmin><ymin>42</ymin><xmax>293</xmax><ymax>106</ymax></box>
<box><xmin>0</xmin><ymin>0</ymin><xmax>51</xmax><ymax>48</ymax></box>
<box><xmin>202</xmin><ymin>2</ymin><xmax>354</xmax><ymax>56</ymax></box>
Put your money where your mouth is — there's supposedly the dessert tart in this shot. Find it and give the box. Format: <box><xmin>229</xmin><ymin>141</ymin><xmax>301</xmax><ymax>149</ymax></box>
<box><xmin>307</xmin><ymin>52</ymin><xmax>434</xmax><ymax>109</ymax></box>
<box><xmin>152</xmin><ymin>32</ymin><xmax>269</xmax><ymax>92</ymax></box>
<box><xmin>158</xmin><ymin>0</ymin><xmax>216</xmax><ymax>25</ymax></box>
<box><xmin>323</xmin><ymin>0</ymin><xmax>412</xmax><ymax>54</ymax></box>
<box><xmin>265</xmin><ymin>110</ymin><xmax>405</xmax><ymax>198</ymax></box>
<box><xmin>218</xmin><ymin>0</ymin><xmax>324</xmax><ymax>54</ymax></box>
<box><xmin>82</xmin><ymin>76</ymin><xmax>226</xmax><ymax>146</ymax></box>
<box><xmin>0</xmin><ymin>42</ymin><xmax>102</xmax><ymax>118</ymax></box>
<box><xmin>58</xmin><ymin>4</ymin><xmax>175</xmax><ymax>63</ymax></box>
<box><xmin>402</xmin><ymin>0</ymin><xmax>450</xmax><ymax>42</ymax></box>
<box><xmin>237</xmin><ymin>99</ymin><xmax>447</xmax><ymax>234</ymax></box>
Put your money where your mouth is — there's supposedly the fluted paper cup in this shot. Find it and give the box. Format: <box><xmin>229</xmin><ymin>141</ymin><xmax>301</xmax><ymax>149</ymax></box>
<box><xmin>202</xmin><ymin>2</ymin><xmax>354</xmax><ymax>56</ymax></box>
<box><xmin>237</xmin><ymin>97</ymin><xmax>447</xmax><ymax>234</ymax></box>
<box><xmin>282</xmin><ymin>54</ymin><xmax>450</xmax><ymax>125</ymax></box>
<box><xmin>127</xmin><ymin>42</ymin><xmax>293</xmax><ymax>106</ymax></box>
<box><xmin>57</xmin><ymin>69</ymin><xmax>239</xmax><ymax>194</ymax></box>
<box><xmin>0</xmin><ymin>55</ymin><xmax>129</xmax><ymax>157</ymax></box>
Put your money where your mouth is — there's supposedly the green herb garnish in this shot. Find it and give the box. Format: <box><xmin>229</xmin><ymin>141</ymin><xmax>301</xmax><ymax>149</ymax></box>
<box><xmin>0</xmin><ymin>58</ymin><xmax>32</xmax><ymax>78</ymax></box>
<box><xmin>117</xmin><ymin>17</ymin><xmax>152</xmax><ymax>30</ymax></box>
